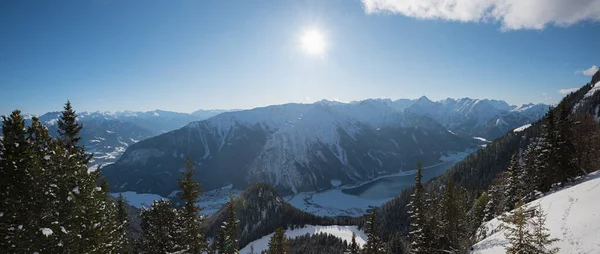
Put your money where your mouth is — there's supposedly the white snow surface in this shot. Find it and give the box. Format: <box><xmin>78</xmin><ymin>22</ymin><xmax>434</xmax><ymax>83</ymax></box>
<box><xmin>513</xmin><ymin>123</ymin><xmax>532</xmax><ymax>133</ymax></box>
<box><xmin>471</xmin><ymin>171</ymin><xmax>600</xmax><ymax>254</ymax></box>
<box><xmin>473</xmin><ymin>137</ymin><xmax>491</xmax><ymax>143</ymax></box>
<box><xmin>41</xmin><ymin>228</ymin><xmax>53</xmax><ymax>237</ymax></box>
<box><xmin>584</xmin><ymin>81</ymin><xmax>600</xmax><ymax>99</ymax></box>
<box><xmin>240</xmin><ymin>225</ymin><xmax>367</xmax><ymax>254</ymax></box>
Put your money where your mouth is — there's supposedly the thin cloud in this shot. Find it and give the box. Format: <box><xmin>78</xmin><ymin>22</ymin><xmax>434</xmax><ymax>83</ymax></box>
<box><xmin>575</xmin><ymin>65</ymin><xmax>599</xmax><ymax>76</ymax></box>
<box><xmin>361</xmin><ymin>0</ymin><xmax>600</xmax><ymax>31</ymax></box>
<box><xmin>305</xmin><ymin>96</ymin><xmax>312</xmax><ymax>102</ymax></box>
<box><xmin>558</xmin><ymin>88</ymin><xmax>579</xmax><ymax>94</ymax></box>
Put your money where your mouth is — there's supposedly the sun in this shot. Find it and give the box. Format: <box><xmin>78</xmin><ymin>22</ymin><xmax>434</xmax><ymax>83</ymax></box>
<box><xmin>301</xmin><ymin>29</ymin><xmax>326</xmax><ymax>55</ymax></box>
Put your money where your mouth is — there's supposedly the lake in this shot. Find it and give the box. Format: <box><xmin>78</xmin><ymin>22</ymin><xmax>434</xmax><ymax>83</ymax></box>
<box><xmin>341</xmin><ymin>161</ymin><xmax>456</xmax><ymax>200</ymax></box>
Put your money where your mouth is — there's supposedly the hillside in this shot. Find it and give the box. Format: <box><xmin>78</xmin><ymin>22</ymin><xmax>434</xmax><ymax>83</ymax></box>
<box><xmin>471</xmin><ymin>171</ymin><xmax>600</xmax><ymax>253</ymax></box>
<box><xmin>373</xmin><ymin>70</ymin><xmax>600</xmax><ymax>241</ymax></box>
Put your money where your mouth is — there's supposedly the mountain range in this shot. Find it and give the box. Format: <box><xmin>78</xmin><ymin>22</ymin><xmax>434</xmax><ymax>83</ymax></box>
<box><xmin>101</xmin><ymin>98</ymin><xmax>547</xmax><ymax>196</ymax></box>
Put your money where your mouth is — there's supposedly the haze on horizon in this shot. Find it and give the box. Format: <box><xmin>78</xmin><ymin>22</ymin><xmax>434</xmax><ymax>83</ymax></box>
<box><xmin>1</xmin><ymin>0</ymin><xmax>599</xmax><ymax>115</ymax></box>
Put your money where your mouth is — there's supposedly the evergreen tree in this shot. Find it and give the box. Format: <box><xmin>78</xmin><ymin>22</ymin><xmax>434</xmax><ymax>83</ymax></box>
<box><xmin>346</xmin><ymin>232</ymin><xmax>360</xmax><ymax>254</ymax></box>
<box><xmin>536</xmin><ymin>108</ymin><xmax>558</xmax><ymax>192</ymax></box>
<box><xmin>140</xmin><ymin>199</ymin><xmax>183</xmax><ymax>253</ymax></box>
<box><xmin>531</xmin><ymin>205</ymin><xmax>559</xmax><ymax>254</ymax></box>
<box><xmin>57</xmin><ymin>100</ymin><xmax>85</xmax><ymax>156</ymax></box>
<box><xmin>215</xmin><ymin>226</ymin><xmax>227</xmax><ymax>254</ymax></box>
<box><xmin>555</xmin><ymin>102</ymin><xmax>579</xmax><ymax>182</ymax></box>
<box><xmin>504</xmin><ymin>153</ymin><xmax>523</xmax><ymax>211</ymax></box>
<box><xmin>470</xmin><ymin>192</ymin><xmax>489</xmax><ymax>235</ymax></box>
<box><xmin>437</xmin><ymin>179</ymin><xmax>469</xmax><ymax>252</ymax></box>
<box><xmin>407</xmin><ymin>161</ymin><xmax>431</xmax><ymax>254</ymax></box>
<box><xmin>386</xmin><ymin>232</ymin><xmax>406</xmax><ymax>254</ymax></box>
<box><xmin>521</xmin><ymin>142</ymin><xmax>539</xmax><ymax>202</ymax></box>
<box><xmin>267</xmin><ymin>227</ymin><xmax>290</xmax><ymax>254</ymax></box>
<box><xmin>115</xmin><ymin>194</ymin><xmax>133</xmax><ymax>253</ymax></box>
<box><xmin>221</xmin><ymin>195</ymin><xmax>239</xmax><ymax>254</ymax></box>
<box><xmin>501</xmin><ymin>197</ymin><xmax>536</xmax><ymax>254</ymax></box>
<box><xmin>177</xmin><ymin>155</ymin><xmax>207</xmax><ymax>253</ymax></box>
<box><xmin>364</xmin><ymin>211</ymin><xmax>383</xmax><ymax>254</ymax></box>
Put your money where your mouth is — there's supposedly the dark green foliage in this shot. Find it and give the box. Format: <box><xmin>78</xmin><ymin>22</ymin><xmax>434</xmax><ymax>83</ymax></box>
<box><xmin>115</xmin><ymin>194</ymin><xmax>134</xmax><ymax>253</ymax></box>
<box><xmin>407</xmin><ymin>162</ymin><xmax>431</xmax><ymax>254</ymax></box>
<box><xmin>140</xmin><ymin>199</ymin><xmax>182</xmax><ymax>253</ymax></box>
<box><xmin>267</xmin><ymin>227</ymin><xmax>290</xmax><ymax>254</ymax></box>
<box><xmin>386</xmin><ymin>232</ymin><xmax>408</xmax><ymax>254</ymax></box>
<box><xmin>289</xmin><ymin>233</ymin><xmax>351</xmax><ymax>254</ymax></box>
<box><xmin>177</xmin><ymin>155</ymin><xmax>208</xmax><ymax>253</ymax></box>
<box><xmin>0</xmin><ymin>103</ymin><xmax>127</xmax><ymax>253</ymax></box>
<box><xmin>504</xmin><ymin>153</ymin><xmax>523</xmax><ymax>211</ymax></box>
<box><xmin>501</xmin><ymin>198</ymin><xmax>536</xmax><ymax>254</ymax></box>
<box><xmin>219</xmin><ymin>195</ymin><xmax>240</xmax><ymax>254</ymax></box>
<box><xmin>364</xmin><ymin>211</ymin><xmax>383</xmax><ymax>254</ymax></box>
<box><xmin>531</xmin><ymin>205</ymin><xmax>559</xmax><ymax>254</ymax></box>
<box><xmin>436</xmin><ymin>179</ymin><xmax>470</xmax><ymax>252</ymax></box>
<box><xmin>346</xmin><ymin>232</ymin><xmax>360</xmax><ymax>254</ymax></box>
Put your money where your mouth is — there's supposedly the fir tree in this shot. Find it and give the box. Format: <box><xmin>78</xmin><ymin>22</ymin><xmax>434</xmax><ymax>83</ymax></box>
<box><xmin>470</xmin><ymin>192</ymin><xmax>489</xmax><ymax>235</ymax></box>
<box><xmin>521</xmin><ymin>142</ymin><xmax>539</xmax><ymax>202</ymax></box>
<box><xmin>387</xmin><ymin>232</ymin><xmax>406</xmax><ymax>254</ymax></box>
<box><xmin>504</xmin><ymin>153</ymin><xmax>523</xmax><ymax>211</ymax></box>
<box><xmin>115</xmin><ymin>194</ymin><xmax>133</xmax><ymax>253</ymax></box>
<box><xmin>531</xmin><ymin>205</ymin><xmax>559</xmax><ymax>254</ymax></box>
<box><xmin>177</xmin><ymin>155</ymin><xmax>207</xmax><ymax>253</ymax></box>
<box><xmin>555</xmin><ymin>102</ymin><xmax>579</xmax><ymax>182</ymax></box>
<box><xmin>501</xmin><ymin>197</ymin><xmax>536</xmax><ymax>254</ymax></box>
<box><xmin>536</xmin><ymin>108</ymin><xmax>558</xmax><ymax>192</ymax></box>
<box><xmin>221</xmin><ymin>195</ymin><xmax>239</xmax><ymax>254</ymax></box>
<box><xmin>267</xmin><ymin>227</ymin><xmax>290</xmax><ymax>254</ymax></box>
<box><xmin>364</xmin><ymin>211</ymin><xmax>383</xmax><ymax>254</ymax></box>
<box><xmin>407</xmin><ymin>161</ymin><xmax>431</xmax><ymax>254</ymax></box>
<box><xmin>437</xmin><ymin>179</ymin><xmax>469</xmax><ymax>252</ymax></box>
<box><xmin>346</xmin><ymin>232</ymin><xmax>360</xmax><ymax>254</ymax></box>
<box><xmin>140</xmin><ymin>199</ymin><xmax>183</xmax><ymax>253</ymax></box>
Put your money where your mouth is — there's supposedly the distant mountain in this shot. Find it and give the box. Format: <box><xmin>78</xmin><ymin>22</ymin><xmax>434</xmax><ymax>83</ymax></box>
<box><xmin>11</xmin><ymin>109</ymin><xmax>230</xmax><ymax>168</ymax></box>
<box><xmin>103</xmin><ymin>100</ymin><xmax>481</xmax><ymax>196</ymax></box>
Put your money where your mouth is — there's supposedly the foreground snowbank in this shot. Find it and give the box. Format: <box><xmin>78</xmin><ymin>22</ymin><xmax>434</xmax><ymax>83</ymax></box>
<box><xmin>471</xmin><ymin>171</ymin><xmax>600</xmax><ymax>253</ymax></box>
<box><xmin>240</xmin><ymin>225</ymin><xmax>367</xmax><ymax>254</ymax></box>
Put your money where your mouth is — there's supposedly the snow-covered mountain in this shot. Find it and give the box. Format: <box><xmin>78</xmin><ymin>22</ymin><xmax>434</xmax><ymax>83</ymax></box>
<box><xmin>103</xmin><ymin>99</ymin><xmax>484</xmax><ymax>196</ymax></box>
<box><xmin>17</xmin><ymin>109</ymin><xmax>229</xmax><ymax>168</ymax></box>
<box><xmin>472</xmin><ymin>171</ymin><xmax>600</xmax><ymax>253</ymax></box>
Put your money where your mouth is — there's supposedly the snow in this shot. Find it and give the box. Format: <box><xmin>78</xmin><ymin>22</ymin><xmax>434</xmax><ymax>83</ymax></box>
<box><xmin>72</xmin><ymin>187</ymin><xmax>80</xmax><ymax>195</ymax></box>
<box><xmin>471</xmin><ymin>171</ymin><xmax>600</xmax><ymax>254</ymax></box>
<box><xmin>513</xmin><ymin>123</ymin><xmax>532</xmax><ymax>133</ymax></box>
<box><xmin>239</xmin><ymin>225</ymin><xmax>367</xmax><ymax>254</ymax></box>
<box><xmin>43</xmin><ymin>155</ymin><xmax>51</xmax><ymax>160</ymax></box>
<box><xmin>330</xmin><ymin>179</ymin><xmax>342</xmax><ymax>187</ymax></box>
<box><xmin>41</xmin><ymin>228</ymin><xmax>53</xmax><ymax>237</ymax></box>
<box><xmin>473</xmin><ymin>137</ymin><xmax>491</xmax><ymax>143</ymax></box>
<box><xmin>584</xmin><ymin>81</ymin><xmax>600</xmax><ymax>99</ymax></box>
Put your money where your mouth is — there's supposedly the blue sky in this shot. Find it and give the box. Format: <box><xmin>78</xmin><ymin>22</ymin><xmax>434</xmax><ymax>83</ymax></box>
<box><xmin>1</xmin><ymin>0</ymin><xmax>599</xmax><ymax>115</ymax></box>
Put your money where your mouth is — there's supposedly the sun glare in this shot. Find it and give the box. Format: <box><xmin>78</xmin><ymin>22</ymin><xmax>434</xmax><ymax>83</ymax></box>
<box><xmin>301</xmin><ymin>29</ymin><xmax>326</xmax><ymax>55</ymax></box>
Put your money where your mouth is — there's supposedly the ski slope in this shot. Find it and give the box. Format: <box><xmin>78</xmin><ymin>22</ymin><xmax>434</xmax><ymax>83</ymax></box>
<box><xmin>471</xmin><ymin>171</ymin><xmax>600</xmax><ymax>253</ymax></box>
<box><xmin>239</xmin><ymin>225</ymin><xmax>367</xmax><ymax>254</ymax></box>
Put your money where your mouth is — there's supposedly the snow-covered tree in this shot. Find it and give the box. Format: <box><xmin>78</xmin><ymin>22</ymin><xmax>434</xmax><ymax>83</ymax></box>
<box><xmin>407</xmin><ymin>161</ymin><xmax>432</xmax><ymax>254</ymax></box>
<box><xmin>504</xmin><ymin>153</ymin><xmax>523</xmax><ymax>211</ymax></box>
<box><xmin>346</xmin><ymin>232</ymin><xmax>360</xmax><ymax>254</ymax></box>
<box><xmin>364</xmin><ymin>211</ymin><xmax>383</xmax><ymax>254</ymax></box>
<box><xmin>140</xmin><ymin>199</ymin><xmax>183</xmax><ymax>253</ymax></box>
<box><xmin>219</xmin><ymin>195</ymin><xmax>239</xmax><ymax>254</ymax></box>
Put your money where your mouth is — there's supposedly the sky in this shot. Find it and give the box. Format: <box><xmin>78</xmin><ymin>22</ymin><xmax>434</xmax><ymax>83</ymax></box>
<box><xmin>1</xmin><ymin>0</ymin><xmax>599</xmax><ymax>115</ymax></box>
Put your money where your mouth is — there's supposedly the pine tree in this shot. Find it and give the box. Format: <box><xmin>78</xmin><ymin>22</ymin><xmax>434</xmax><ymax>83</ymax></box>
<box><xmin>555</xmin><ymin>102</ymin><xmax>579</xmax><ymax>183</ymax></box>
<box><xmin>504</xmin><ymin>153</ymin><xmax>523</xmax><ymax>211</ymax></box>
<box><xmin>177</xmin><ymin>155</ymin><xmax>207</xmax><ymax>253</ymax></box>
<box><xmin>407</xmin><ymin>161</ymin><xmax>431</xmax><ymax>254</ymax></box>
<box><xmin>140</xmin><ymin>199</ymin><xmax>183</xmax><ymax>253</ymax></box>
<box><xmin>344</xmin><ymin>231</ymin><xmax>360</xmax><ymax>254</ymax></box>
<box><xmin>267</xmin><ymin>227</ymin><xmax>290</xmax><ymax>254</ymax></box>
<box><xmin>470</xmin><ymin>192</ymin><xmax>489</xmax><ymax>235</ymax></box>
<box><xmin>501</xmin><ymin>197</ymin><xmax>536</xmax><ymax>254</ymax></box>
<box><xmin>52</xmin><ymin>101</ymin><xmax>118</xmax><ymax>253</ymax></box>
<box><xmin>221</xmin><ymin>195</ymin><xmax>239</xmax><ymax>254</ymax></box>
<box><xmin>437</xmin><ymin>179</ymin><xmax>469</xmax><ymax>252</ymax></box>
<box><xmin>521</xmin><ymin>142</ymin><xmax>539</xmax><ymax>202</ymax></box>
<box><xmin>364</xmin><ymin>211</ymin><xmax>383</xmax><ymax>254</ymax></box>
<box><xmin>530</xmin><ymin>205</ymin><xmax>559</xmax><ymax>254</ymax></box>
<box><xmin>387</xmin><ymin>232</ymin><xmax>406</xmax><ymax>254</ymax></box>
<box><xmin>536</xmin><ymin>108</ymin><xmax>558</xmax><ymax>192</ymax></box>
<box><xmin>115</xmin><ymin>194</ymin><xmax>133</xmax><ymax>253</ymax></box>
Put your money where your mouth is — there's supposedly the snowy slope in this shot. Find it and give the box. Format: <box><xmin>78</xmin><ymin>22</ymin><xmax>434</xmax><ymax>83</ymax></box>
<box><xmin>239</xmin><ymin>225</ymin><xmax>367</xmax><ymax>254</ymax></box>
<box><xmin>471</xmin><ymin>171</ymin><xmax>600</xmax><ymax>254</ymax></box>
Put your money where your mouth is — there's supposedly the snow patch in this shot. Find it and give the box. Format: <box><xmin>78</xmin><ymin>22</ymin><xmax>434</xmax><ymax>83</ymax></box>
<box><xmin>41</xmin><ymin>228</ymin><xmax>53</xmax><ymax>237</ymax></box>
<box><xmin>472</xmin><ymin>171</ymin><xmax>600</xmax><ymax>254</ymax></box>
<box><xmin>239</xmin><ymin>225</ymin><xmax>367</xmax><ymax>254</ymax></box>
<box><xmin>330</xmin><ymin>179</ymin><xmax>342</xmax><ymax>187</ymax></box>
<box><xmin>513</xmin><ymin>123</ymin><xmax>532</xmax><ymax>133</ymax></box>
